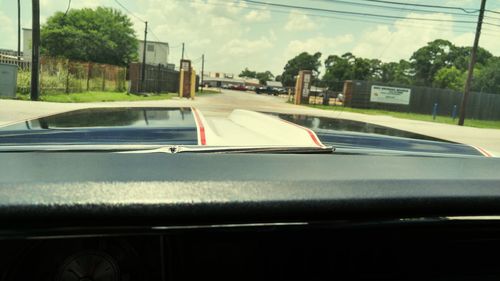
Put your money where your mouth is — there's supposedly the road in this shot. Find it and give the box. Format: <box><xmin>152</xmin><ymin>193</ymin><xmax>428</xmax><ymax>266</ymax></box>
<box><xmin>1</xmin><ymin>89</ymin><xmax>500</xmax><ymax>154</ymax></box>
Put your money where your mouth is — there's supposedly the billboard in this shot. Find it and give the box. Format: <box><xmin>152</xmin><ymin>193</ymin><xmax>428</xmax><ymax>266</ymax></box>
<box><xmin>370</xmin><ymin>85</ymin><xmax>411</xmax><ymax>105</ymax></box>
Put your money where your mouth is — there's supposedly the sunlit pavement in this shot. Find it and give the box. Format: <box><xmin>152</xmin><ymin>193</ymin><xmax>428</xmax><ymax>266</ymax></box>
<box><xmin>1</xmin><ymin>89</ymin><xmax>500</xmax><ymax>155</ymax></box>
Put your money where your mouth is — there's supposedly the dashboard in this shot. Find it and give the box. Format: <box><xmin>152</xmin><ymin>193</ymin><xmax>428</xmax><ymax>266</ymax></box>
<box><xmin>3</xmin><ymin>220</ymin><xmax>500</xmax><ymax>280</ymax></box>
<box><xmin>1</xmin><ymin>152</ymin><xmax>500</xmax><ymax>280</ymax></box>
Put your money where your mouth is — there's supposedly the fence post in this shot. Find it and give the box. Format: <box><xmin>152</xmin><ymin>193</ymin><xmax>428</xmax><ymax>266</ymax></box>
<box><xmin>101</xmin><ymin>65</ymin><xmax>106</xmax><ymax>91</ymax></box>
<box><xmin>432</xmin><ymin>103</ymin><xmax>438</xmax><ymax>120</ymax></box>
<box><xmin>39</xmin><ymin>57</ymin><xmax>43</xmax><ymax>96</ymax></box>
<box><xmin>86</xmin><ymin>63</ymin><xmax>92</xmax><ymax>91</ymax></box>
<box><xmin>157</xmin><ymin>64</ymin><xmax>161</xmax><ymax>93</ymax></box>
<box><xmin>65</xmin><ymin>59</ymin><xmax>70</xmax><ymax>94</ymax></box>
<box><xmin>452</xmin><ymin>105</ymin><xmax>458</xmax><ymax>120</ymax></box>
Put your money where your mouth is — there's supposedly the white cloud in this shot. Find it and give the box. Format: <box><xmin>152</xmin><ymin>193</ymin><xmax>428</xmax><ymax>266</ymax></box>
<box><xmin>219</xmin><ymin>36</ymin><xmax>274</xmax><ymax>56</ymax></box>
<box><xmin>351</xmin><ymin>13</ymin><xmax>455</xmax><ymax>62</ymax></box>
<box><xmin>284</xmin><ymin>34</ymin><xmax>353</xmax><ymax>59</ymax></box>
<box><xmin>0</xmin><ymin>10</ymin><xmax>15</xmax><ymax>50</ymax></box>
<box><xmin>244</xmin><ymin>9</ymin><xmax>271</xmax><ymax>22</ymax></box>
<box><xmin>348</xmin><ymin>11</ymin><xmax>500</xmax><ymax>63</ymax></box>
<box><xmin>284</xmin><ymin>10</ymin><xmax>317</xmax><ymax>31</ymax></box>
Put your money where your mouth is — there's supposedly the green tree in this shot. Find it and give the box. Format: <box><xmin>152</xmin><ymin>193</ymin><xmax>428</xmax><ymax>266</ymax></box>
<box><xmin>379</xmin><ymin>60</ymin><xmax>414</xmax><ymax>85</ymax></box>
<box><xmin>410</xmin><ymin>39</ymin><xmax>455</xmax><ymax>86</ymax></box>
<box><xmin>433</xmin><ymin>66</ymin><xmax>466</xmax><ymax>91</ymax></box>
<box><xmin>239</xmin><ymin>68</ymin><xmax>257</xmax><ymax>78</ymax></box>
<box><xmin>281</xmin><ymin>52</ymin><xmax>322</xmax><ymax>87</ymax></box>
<box><xmin>41</xmin><ymin>7</ymin><xmax>138</xmax><ymax>65</ymax></box>
<box><xmin>255</xmin><ymin>71</ymin><xmax>274</xmax><ymax>85</ymax></box>
<box><xmin>450</xmin><ymin>46</ymin><xmax>492</xmax><ymax>70</ymax></box>
<box><xmin>322</xmin><ymin>53</ymin><xmax>384</xmax><ymax>90</ymax></box>
<box><xmin>472</xmin><ymin>57</ymin><xmax>500</xmax><ymax>94</ymax></box>
<box><xmin>274</xmin><ymin>75</ymin><xmax>282</xmax><ymax>82</ymax></box>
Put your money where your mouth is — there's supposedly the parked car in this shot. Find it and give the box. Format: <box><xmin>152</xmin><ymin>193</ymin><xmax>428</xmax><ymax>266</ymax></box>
<box><xmin>256</xmin><ymin>86</ymin><xmax>278</xmax><ymax>95</ymax></box>
<box><xmin>230</xmin><ymin>84</ymin><xmax>247</xmax><ymax>91</ymax></box>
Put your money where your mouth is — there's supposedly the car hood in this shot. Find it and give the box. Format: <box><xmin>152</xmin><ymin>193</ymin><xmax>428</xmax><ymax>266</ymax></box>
<box><xmin>0</xmin><ymin>107</ymin><xmax>490</xmax><ymax>157</ymax></box>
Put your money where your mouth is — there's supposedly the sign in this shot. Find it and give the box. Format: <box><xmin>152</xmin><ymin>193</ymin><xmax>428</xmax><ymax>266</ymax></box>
<box><xmin>302</xmin><ymin>73</ymin><xmax>311</xmax><ymax>97</ymax></box>
<box><xmin>370</xmin><ymin>85</ymin><xmax>411</xmax><ymax>105</ymax></box>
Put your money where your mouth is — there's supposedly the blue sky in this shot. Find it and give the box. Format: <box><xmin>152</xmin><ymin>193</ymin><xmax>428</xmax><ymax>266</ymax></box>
<box><xmin>1</xmin><ymin>0</ymin><xmax>500</xmax><ymax>76</ymax></box>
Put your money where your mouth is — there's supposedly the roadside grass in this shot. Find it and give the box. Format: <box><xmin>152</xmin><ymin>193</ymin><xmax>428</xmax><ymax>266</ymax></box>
<box><xmin>308</xmin><ymin>104</ymin><xmax>500</xmax><ymax>129</ymax></box>
<box><xmin>15</xmin><ymin>91</ymin><xmax>176</xmax><ymax>103</ymax></box>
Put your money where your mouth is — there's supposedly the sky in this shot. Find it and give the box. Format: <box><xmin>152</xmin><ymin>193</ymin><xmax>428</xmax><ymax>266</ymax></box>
<box><xmin>1</xmin><ymin>0</ymin><xmax>500</xmax><ymax>76</ymax></box>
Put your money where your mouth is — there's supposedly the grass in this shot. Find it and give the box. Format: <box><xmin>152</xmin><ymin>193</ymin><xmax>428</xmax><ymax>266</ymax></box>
<box><xmin>15</xmin><ymin>91</ymin><xmax>176</xmax><ymax>103</ymax></box>
<box><xmin>9</xmin><ymin>88</ymin><xmax>219</xmax><ymax>103</ymax></box>
<box><xmin>308</xmin><ymin>104</ymin><xmax>500</xmax><ymax>129</ymax></box>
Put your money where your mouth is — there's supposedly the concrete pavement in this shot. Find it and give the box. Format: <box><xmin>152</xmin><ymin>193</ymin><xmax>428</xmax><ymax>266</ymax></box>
<box><xmin>1</xmin><ymin>90</ymin><xmax>499</xmax><ymax>154</ymax></box>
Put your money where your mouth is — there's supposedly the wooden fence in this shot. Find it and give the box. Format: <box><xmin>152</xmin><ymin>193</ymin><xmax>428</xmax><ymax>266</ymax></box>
<box><xmin>344</xmin><ymin>80</ymin><xmax>500</xmax><ymax>121</ymax></box>
<box><xmin>128</xmin><ymin>63</ymin><xmax>198</xmax><ymax>94</ymax></box>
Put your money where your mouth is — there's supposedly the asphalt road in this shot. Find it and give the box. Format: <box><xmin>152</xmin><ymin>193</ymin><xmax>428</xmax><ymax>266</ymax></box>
<box><xmin>1</xmin><ymin>89</ymin><xmax>500</xmax><ymax>155</ymax></box>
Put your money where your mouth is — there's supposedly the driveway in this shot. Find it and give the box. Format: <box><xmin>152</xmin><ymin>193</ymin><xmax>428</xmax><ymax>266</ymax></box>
<box><xmin>1</xmin><ymin>90</ymin><xmax>499</xmax><ymax>154</ymax></box>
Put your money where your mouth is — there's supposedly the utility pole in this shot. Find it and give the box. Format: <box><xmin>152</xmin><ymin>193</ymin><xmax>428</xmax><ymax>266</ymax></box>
<box><xmin>201</xmin><ymin>54</ymin><xmax>205</xmax><ymax>92</ymax></box>
<box><xmin>17</xmin><ymin>0</ymin><xmax>21</xmax><ymax>61</ymax></box>
<box><xmin>141</xmin><ymin>21</ymin><xmax>148</xmax><ymax>92</ymax></box>
<box><xmin>458</xmin><ymin>0</ymin><xmax>486</xmax><ymax>126</ymax></box>
<box><xmin>30</xmin><ymin>0</ymin><xmax>40</xmax><ymax>101</ymax></box>
<box><xmin>181</xmin><ymin>42</ymin><xmax>185</xmax><ymax>60</ymax></box>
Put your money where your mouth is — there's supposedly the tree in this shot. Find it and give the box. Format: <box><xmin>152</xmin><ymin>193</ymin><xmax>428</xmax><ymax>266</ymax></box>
<box><xmin>239</xmin><ymin>68</ymin><xmax>257</xmax><ymax>78</ymax></box>
<box><xmin>433</xmin><ymin>66</ymin><xmax>465</xmax><ymax>91</ymax></box>
<box><xmin>379</xmin><ymin>60</ymin><xmax>414</xmax><ymax>85</ymax></box>
<box><xmin>322</xmin><ymin>54</ymin><xmax>351</xmax><ymax>90</ymax></box>
<box><xmin>450</xmin><ymin>46</ymin><xmax>492</xmax><ymax>70</ymax></box>
<box><xmin>274</xmin><ymin>75</ymin><xmax>282</xmax><ymax>82</ymax></box>
<box><xmin>410</xmin><ymin>39</ymin><xmax>455</xmax><ymax>86</ymax></box>
<box><xmin>472</xmin><ymin>57</ymin><xmax>500</xmax><ymax>94</ymax></box>
<box><xmin>281</xmin><ymin>52</ymin><xmax>322</xmax><ymax>87</ymax></box>
<box><xmin>322</xmin><ymin>53</ymin><xmax>384</xmax><ymax>90</ymax></box>
<box><xmin>255</xmin><ymin>71</ymin><xmax>274</xmax><ymax>85</ymax></box>
<box><xmin>41</xmin><ymin>7</ymin><xmax>138</xmax><ymax>66</ymax></box>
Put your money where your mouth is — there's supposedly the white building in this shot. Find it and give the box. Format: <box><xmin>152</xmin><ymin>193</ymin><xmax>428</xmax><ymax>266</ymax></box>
<box><xmin>137</xmin><ymin>40</ymin><xmax>169</xmax><ymax>66</ymax></box>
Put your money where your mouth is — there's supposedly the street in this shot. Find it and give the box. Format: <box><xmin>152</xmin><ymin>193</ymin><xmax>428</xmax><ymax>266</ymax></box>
<box><xmin>1</xmin><ymin>89</ymin><xmax>500</xmax><ymax>154</ymax></box>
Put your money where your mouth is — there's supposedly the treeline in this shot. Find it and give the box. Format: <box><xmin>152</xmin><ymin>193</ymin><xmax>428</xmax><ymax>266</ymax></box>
<box><xmin>279</xmin><ymin>39</ymin><xmax>500</xmax><ymax>94</ymax></box>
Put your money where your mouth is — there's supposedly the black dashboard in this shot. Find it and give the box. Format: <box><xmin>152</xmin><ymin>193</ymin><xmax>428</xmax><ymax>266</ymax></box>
<box><xmin>1</xmin><ymin>152</ymin><xmax>500</xmax><ymax>280</ymax></box>
<box><xmin>4</xmin><ymin>220</ymin><xmax>500</xmax><ymax>280</ymax></box>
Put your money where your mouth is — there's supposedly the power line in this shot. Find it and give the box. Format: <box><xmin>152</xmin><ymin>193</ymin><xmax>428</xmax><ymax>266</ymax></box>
<box><xmin>187</xmin><ymin>0</ymin><xmax>500</xmax><ymax>29</ymax></box>
<box><xmin>241</xmin><ymin>0</ymin><xmax>479</xmax><ymax>25</ymax></box>
<box><xmin>243</xmin><ymin>0</ymin><xmax>500</xmax><ymax>32</ymax></box>
<box><xmin>64</xmin><ymin>0</ymin><xmax>72</xmax><ymax>16</ymax></box>
<box><xmin>314</xmin><ymin>0</ymin><xmax>479</xmax><ymax>18</ymax></box>
<box><xmin>486</xmin><ymin>9</ymin><xmax>500</xmax><ymax>15</ymax></box>
<box><xmin>113</xmin><ymin>0</ymin><xmax>146</xmax><ymax>23</ymax></box>
<box><xmin>186</xmin><ymin>0</ymin><xmax>480</xmax><ymax>33</ymax></box>
<box><xmin>357</xmin><ymin>0</ymin><xmax>479</xmax><ymax>13</ymax></box>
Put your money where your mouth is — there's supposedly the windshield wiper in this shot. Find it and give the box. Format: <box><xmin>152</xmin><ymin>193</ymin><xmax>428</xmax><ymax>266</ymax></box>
<box><xmin>172</xmin><ymin>146</ymin><xmax>335</xmax><ymax>154</ymax></box>
<box><xmin>0</xmin><ymin>144</ymin><xmax>335</xmax><ymax>154</ymax></box>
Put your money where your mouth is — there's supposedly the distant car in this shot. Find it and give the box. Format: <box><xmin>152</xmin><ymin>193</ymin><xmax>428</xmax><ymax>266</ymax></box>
<box><xmin>256</xmin><ymin>86</ymin><xmax>278</xmax><ymax>95</ymax></box>
<box><xmin>230</xmin><ymin>85</ymin><xmax>247</xmax><ymax>91</ymax></box>
<box><xmin>246</xmin><ymin>86</ymin><xmax>256</xmax><ymax>91</ymax></box>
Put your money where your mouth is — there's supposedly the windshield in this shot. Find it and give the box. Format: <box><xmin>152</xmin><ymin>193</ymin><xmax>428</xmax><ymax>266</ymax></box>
<box><xmin>0</xmin><ymin>0</ymin><xmax>499</xmax><ymax>156</ymax></box>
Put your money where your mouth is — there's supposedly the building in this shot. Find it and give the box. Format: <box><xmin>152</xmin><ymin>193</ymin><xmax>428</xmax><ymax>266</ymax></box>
<box><xmin>266</xmin><ymin>81</ymin><xmax>283</xmax><ymax>88</ymax></box>
<box><xmin>137</xmin><ymin>40</ymin><xmax>169</xmax><ymax>66</ymax></box>
<box><xmin>208</xmin><ymin>71</ymin><xmax>234</xmax><ymax>79</ymax></box>
<box><xmin>203</xmin><ymin>75</ymin><xmax>245</xmax><ymax>88</ymax></box>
